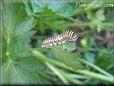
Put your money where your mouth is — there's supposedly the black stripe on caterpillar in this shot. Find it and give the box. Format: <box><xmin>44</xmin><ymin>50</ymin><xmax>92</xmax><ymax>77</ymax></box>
<box><xmin>42</xmin><ymin>30</ymin><xmax>78</xmax><ymax>48</ymax></box>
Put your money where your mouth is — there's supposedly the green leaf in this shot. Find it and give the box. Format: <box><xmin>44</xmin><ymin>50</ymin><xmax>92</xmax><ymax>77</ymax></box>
<box><xmin>33</xmin><ymin>7</ymin><xmax>67</xmax><ymax>32</ymax></box>
<box><xmin>31</xmin><ymin>0</ymin><xmax>77</xmax><ymax>17</ymax></box>
<box><xmin>87</xmin><ymin>9</ymin><xmax>106</xmax><ymax>29</ymax></box>
<box><xmin>2</xmin><ymin>0</ymin><xmax>36</xmax><ymax>60</ymax></box>
<box><xmin>2</xmin><ymin>1</ymin><xmax>51</xmax><ymax>84</ymax></box>
<box><xmin>47</xmin><ymin>42</ymin><xmax>76</xmax><ymax>52</ymax></box>
<box><xmin>51</xmin><ymin>43</ymin><xmax>85</xmax><ymax>69</ymax></box>
<box><xmin>96</xmin><ymin>47</ymin><xmax>113</xmax><ymax>71</ymax></box>
<box><xmin>22</xmin><ymin>0</ymin><xmax>32</xmax><ymax>16</ymax></box>
<box><xmin>39</xmin><ymin>41</ymin><xmax>84</xmax><ymax>69</ymax></box>
<box><xmin>14</xmin><ymin>18</ymin><xmax>35</xmax><ymax>36</ymax></box>
<box><xmin>1</xmin><ymin>59</ymin><xmax>51</xmax><ymax>84</ymax></box>
<box><xmin>15</xmin><ymin>56</ymin><xmax>47</xmax><ymax>73</ymax></box>
<box><xmin>85</xmin><ymin>52</ymin><xmax>95</xmax><ymax>64</ymax></box>
<box><xmin>81</xmin><ymin>38</ymin><xmax>95</xmax><ymax>51</ymax></box>
<box><xmin>3</xmin><ymin>18</ymin><xmax>36</xmax><ymax>60</ymax></box>
<box><xmin>3</xmin><ymin>0</ymin><xmax>26</xmax><ymax>37</ymax></box>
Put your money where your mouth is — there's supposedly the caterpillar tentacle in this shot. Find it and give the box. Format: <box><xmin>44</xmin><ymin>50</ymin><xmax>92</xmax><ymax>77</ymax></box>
<box><xmin>42</xmin><ymin>30</ymin><xmax>78</xmax><ymax>48</ymax></box>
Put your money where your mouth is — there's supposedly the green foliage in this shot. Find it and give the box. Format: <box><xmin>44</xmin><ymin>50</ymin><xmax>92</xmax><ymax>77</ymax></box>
<box><xmin>2</xmin><ymin>0</ymin><xmax>49</xmax><ymax>84</ymax></box>
<box><xmin>2</xmin><ymin>2</ymin><xmax>34</xmax><ymax>61</ymax></box>
<box><xmin>1</xmin><ymin>0</ymin><xmax>113</xmax><ymax>85</ymax></box>
<box><xmin>81</xmin><ymin>38</ymin><xmax>95</xmax><ymax>64</ymax></box>
<box><xmin>95</xmin><ymin>47</ymin><xmax>113</xmax><ymax>73</ymax></box>
<box><xmin>34</xmin><ymin>7</ymin><xmax>70</xmax><ymax>32</ymax></box>
<box><xmin>49</xmin><ymin>42</ymin><xmax>85</xmax><ymax>69</ymax></box>
<box><xmin>87</xmin><ymin>9</ymin><xmax>105</xmax><ymax>28</ymax></box>
<box><xmin>31</xmin><ymin>0</ymin><xmax>77</xmax><ymax>17</ymax></box>
<box><xmin>1</xmin><ymin>58</ymin><xmax>49</xmax><ymax>84</ymax></box>
<box><xmin>29</xmin><ymin>0</ymin><xmax>78</xmax><ymax>32</ymax></box>
<box><xmin>52</xmin><ymin>48</ymin><xmax>85</xmax><ymax>70</ymax></box>
<box><xmin>86</xmin><ymin>8</ymin><xmax>113</xmax><ymax>31</ymax></box>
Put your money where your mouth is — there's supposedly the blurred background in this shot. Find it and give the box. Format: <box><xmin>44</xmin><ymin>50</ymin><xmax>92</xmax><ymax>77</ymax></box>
<box><xmin>1</xmin><ymin>0</ymin><xmax>114</xmax><ymax>85</ymax></box>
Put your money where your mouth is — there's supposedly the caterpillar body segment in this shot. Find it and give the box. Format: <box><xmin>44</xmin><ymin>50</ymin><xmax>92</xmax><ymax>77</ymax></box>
<box><xmin>42</xmin><ymin>30</ymin><xmax>78</xmax><ymax>48</ymax></box>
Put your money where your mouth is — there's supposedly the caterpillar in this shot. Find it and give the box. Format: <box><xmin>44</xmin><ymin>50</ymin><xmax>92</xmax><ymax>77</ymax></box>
<box><xmin>42</xmin><ymin>30</ymin><xmax>78</xmax><ymax>48</ymax></box>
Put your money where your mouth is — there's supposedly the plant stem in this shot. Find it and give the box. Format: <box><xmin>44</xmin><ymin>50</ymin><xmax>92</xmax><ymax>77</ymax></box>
<box><xmin>45</xmin><ymin>62</ymin><xmax>69</xmax><ymax>84</ymax></box>
<box><xmin>76</xmin><ymin>58</ymin><xmax>113</xmax><ymax>78</ymax></box>
<box><xmin>57</xmin><ymin>68</ymin><xmax>85</xmax><ymax>85</ymax></box>
<box><xmin>31</xmin><ymin>50</ymin><xmax>113</xmax><ymax>83</ymax></box>
<box><xmin>77</xmin><ymin>70</ymin><xmax>113</xmax><ymax>83</ymax></box>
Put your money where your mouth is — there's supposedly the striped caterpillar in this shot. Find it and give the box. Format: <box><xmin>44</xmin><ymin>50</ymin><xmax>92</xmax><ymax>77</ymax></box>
<box><xmin>42</xmin><ymin>30</ymin><xmax>78</xmax><ymax>48</ymax></box>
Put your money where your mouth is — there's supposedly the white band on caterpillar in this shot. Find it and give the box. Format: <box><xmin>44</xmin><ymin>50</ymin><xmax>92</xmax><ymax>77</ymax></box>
<box><xmin>42</xmin><ymin>30</ymin><xmax>78</xmax><ymax>48</ymax></box>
